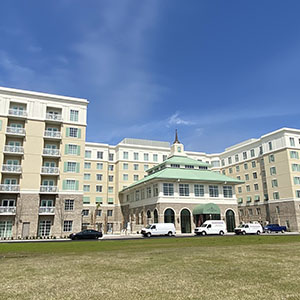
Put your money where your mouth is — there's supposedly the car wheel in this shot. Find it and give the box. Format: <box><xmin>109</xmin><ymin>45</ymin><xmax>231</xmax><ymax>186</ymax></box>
<box><xmin>257</xmin><ymin>231</ymin><xmax>261</xmax><ymax>235</ymax></box>
<box><xmin>201</xmin><ymin>231</ymin><xmax>206</xmax><ymax>236</ymax></box>
<box><xmin>267</xmin><ymin>230</ymin><xmax>272</xmax><ymax>234</ymax></box>
<box><xmin>219</xmin><ymin>231</ymin><xmax>224</xmax><ymax>236</ymax></box>
<box><xmin>242</xmin><ymin>231</ymin><xmax>246</xmax><ymax>235</ymax></box>
<box><xmin>167</xmin><ymin>231</ymin><xmax>172</xmax><ymax>237</ymax></box>
<box><xmin>146</xmin><ymin>232</ymin><xmax>151</xmax><ymax>238</ymax></box>
<box><xmin>281</xmin><ymin>230</ymin><xmax>285</xmax><ymax>233</ymax></box>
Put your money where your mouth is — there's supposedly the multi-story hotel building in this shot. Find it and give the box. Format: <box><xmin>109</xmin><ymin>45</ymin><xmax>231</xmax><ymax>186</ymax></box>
<box><xmin>0</xmin><ymin>86</ymin><xmax>300</xmax><ymax>238</ymax></box>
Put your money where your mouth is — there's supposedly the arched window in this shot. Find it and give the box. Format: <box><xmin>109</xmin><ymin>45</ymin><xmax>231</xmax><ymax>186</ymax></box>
<box><xmin>154</xmin><ymin>209</ymin><xmax>158</xmax><ymax>223</ymax></box>
<box><xmin>147</xmin><ymin>210</ymin><xmax>151</xmax><ymax>219</ymax></box>
<box><xmin>164</xmin><ymin>208</ymin><xmax>175</xmax><ymax>224</ymax></box>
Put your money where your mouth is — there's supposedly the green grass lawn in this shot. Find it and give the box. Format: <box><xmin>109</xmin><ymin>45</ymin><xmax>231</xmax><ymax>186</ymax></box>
<box><xmin>1</xmin><ymin>236</ymin><xmax>300</xmax><ymax>300</ymax></box>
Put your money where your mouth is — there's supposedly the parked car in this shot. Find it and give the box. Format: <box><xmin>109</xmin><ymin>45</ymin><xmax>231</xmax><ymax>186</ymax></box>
<box><xmin>69</xmin><ymin>229</ymin><xmax>103</xmax><ymax>240</ymax></box>
<box><xmin>263</xmin><ymin>224</ymin><xmax>287</xmax><ymax>233</ymax></box>
<box><xmin>234</xmin><ymin>223</ymin><xmax>263</xmax><ymax>235</ymax></box>
<box><xmin>141</xmin><ymin>223</ymin><xmax>176</xmax><ymax>238</ymax></box>
<box><xmin>194</xmin><ymin>220</ymin><xmax>227</xmax><ymax>236</ymax></box>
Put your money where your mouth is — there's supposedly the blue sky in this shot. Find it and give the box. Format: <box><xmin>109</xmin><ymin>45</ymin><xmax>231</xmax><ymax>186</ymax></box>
<box><xmin>1</xmin><ymin>1</ymin><xmax>300</xmax><ymax>153</ymax></box>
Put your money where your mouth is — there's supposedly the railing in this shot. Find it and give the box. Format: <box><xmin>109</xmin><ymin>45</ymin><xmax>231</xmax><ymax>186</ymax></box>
<box><xmin>44</xmin><ymin>130</ymin><xmax>61</xmax><ymax>139</ymax></box>
<box><xmin>46</xmin><ymin>113</ymin><xmax>62</xmax><ymax>121</ymax></box>
<box><xmin>2</xmin><ymin>165</ymin><xmax>22</xmax><ymax>173</ymax></box>
<box><xmin>0</xmin><ymin>206</ymin><xmax>16</xmax><ymax>214</ymax></box>
<box><xmin>0</xmin><ymin>184</ymin><xmax>20</xmax><ymax>192</ymax></box>
<box><xmin>41</xmin><ymin>166</ymin><xmax>59</xmax><ymax>175</ymax></box>
<box><xmin>6</xmin><ymin>127</ymin><xmax>26</xmax><ymax>135</ymax></box>
<box><xmin>4</xmin><ymin>145</ymin><xmax>24</xmax><ymax>154</ymax></box>
<box><xmin>40</xmin><ymin>186</ymin><xmax>58</xmax><ymax>193</ymax></box>
<box><xmin>42</xmin><ymin>148</ymin><xmax>60</xmax><ymax>156</ymax></box>
<box><xmin>39</xmin><ymin>207</ymin><xmax>55</xmax><ymax>214</ymax></box>
<box><xmin>8</xmin><ymin>109</ymin><xmax>27</xmax><ymax>117</ymax></box>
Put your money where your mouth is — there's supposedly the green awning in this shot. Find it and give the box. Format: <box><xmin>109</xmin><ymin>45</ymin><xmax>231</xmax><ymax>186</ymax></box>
<box><xmin>192</xmin><ymin>203</ymin><xmax>221</xmax><ymax>215</ymax></box>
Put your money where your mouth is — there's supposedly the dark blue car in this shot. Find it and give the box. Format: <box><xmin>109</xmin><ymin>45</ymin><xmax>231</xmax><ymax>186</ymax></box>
<box><xmin>263</xmin><ymin>224</ymin><xmax>287</xmax><ymax>233</ymax></box>
<box><xmin>69</xmin><ymin>229</ymin><xmax>103</xmax><ymax>240</ymax></box>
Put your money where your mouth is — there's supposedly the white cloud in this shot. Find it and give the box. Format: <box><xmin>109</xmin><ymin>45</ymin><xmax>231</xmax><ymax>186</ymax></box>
<box><xmin>167</xmin><ymin>112</ymin><xmax>195</xmax><ymax>126</ymax></box>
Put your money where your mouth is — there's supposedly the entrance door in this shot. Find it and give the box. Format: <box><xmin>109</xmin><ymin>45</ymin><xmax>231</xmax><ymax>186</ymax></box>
<box><xmin>38</xmin><ymin>220</ymin><xmax>51</xmax><ymax>237</ymax></box>
<box><xmin>180</xmin><ymin>209</ymin><xmax>191</xmax><ymax>233</ymax></box>
<box><xmin>226</xmin><ymin>210</ymin><xmax>236</xmax><ymax>232</ymax></box>
<box><xmin>0</xmin><ymin>221</ymin><xmax>13</xmax><ymax>238</ymax></box>
<box><xmin>22</xmin><ymin>222</ymin><xmax>30</xmax><ymax>238</ymax></box>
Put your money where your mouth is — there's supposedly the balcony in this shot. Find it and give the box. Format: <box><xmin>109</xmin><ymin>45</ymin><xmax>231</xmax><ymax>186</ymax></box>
<box><xmin>41</xmin><ymin>166</ymin><xmax>59</xmax><ymax>175</ymax></box>
<box><xmin>44</xmin><ymin>130</ymin><xmax>61</xmax><ymax>139</ymax></box>
<box><xmin>0</xmin><ymin>184</ymin><xmax>20</xmax><ymax>193</ymax></box>
<box><xmin>8</xmin><ymin>109</ymin><xmax>27</xmax><ymax>118</ymax></box>
<box><xmin>0</xmin><ymin>206</ymin><xmax>16</xmax><ymax>215</ymax></box>
<box><xmin>45</xmin><ymin>113</ymin><xmax>63</xmax><ymax>122</ymax></box>
<box><xmin>39</xmin><ymin>207</ymin><xmax>55</xmax><ymax>215</ymax></box>
<box><xmin>2</xmin><ymin>164</ymin><xmax>22</xmax><ymax>174</ymax></box>
<box><xmin>40</xmin><ymin>186</ymin><xmax>58</xmax><ymax>194</ymax></box>
<box><xmin>42</xmin><ymin>148</ymin><xmax>60</xmax><ymax>157</ymax></box>
<box><xmin>6</xmin><ymin>127</ymin><xmax>26</xmax><ymax>137</ymax></box>
<box><xmin>4</xmin><ymin>145</ymin><xmax>24</xmax><ymax>155</ymax></box>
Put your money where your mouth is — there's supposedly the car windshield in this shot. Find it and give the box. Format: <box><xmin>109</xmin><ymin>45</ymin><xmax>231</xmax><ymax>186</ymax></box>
<box><xmin>200</xmin><ymin>224</ymin><xmax>207</xmax><ymax>227</ymax></box>
<box><xmin>238</xmin><ymin>225</ymin><xmax>245</xmax><ymax>228</ymax></box>
<box><xmin>145</xmin><ymin>224</ymin><xmax>152</xmax><ymax>229</ymax></box>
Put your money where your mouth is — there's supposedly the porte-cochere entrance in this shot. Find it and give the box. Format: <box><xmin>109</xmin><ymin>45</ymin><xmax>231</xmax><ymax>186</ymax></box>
<box><xmin>180</xmin><ymin>209</ymin><xmax>191</xmax><ymax>233</ymax></box>
<box><xmin>192</xmin><ymin>203</ymin><xmax>221</xmax><ymax>227</ymax></box>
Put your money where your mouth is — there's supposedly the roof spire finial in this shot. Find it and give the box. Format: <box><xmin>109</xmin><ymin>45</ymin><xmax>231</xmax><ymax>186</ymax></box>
<box><xmin>173</xmin><ymin>129</ymin><xmax>180</xmax><ymax>144</ymax></box>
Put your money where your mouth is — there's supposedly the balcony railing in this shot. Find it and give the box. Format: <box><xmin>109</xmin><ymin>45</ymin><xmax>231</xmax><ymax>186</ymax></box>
<box><xmin>39</xmin><ymin>207</ymin><xmax>55</xmax><ymax>214</ymax></box>
<box><xmin>8</xmin><ymin>109</ymin><xmax>27</xmax><ymax>117</ymax></box>
<box><xmin>2</xmin><ymin>164</ymin><xmax>22</xmax><ymax>173</ymax></box>
<box><xmin>41</xmin><ymin>166</ymin><xmax>59</xmax><ymax>175</ymax></box>
<box><xmin>0</xmin><ymin>206</ymin><xmax>16</xmax><ymax>214</ymax></box>
<box><xmin>6</xmin><ymin>127</ymin><xmax>26</xmax><ymax>136</ymax></box>
<box><xmin>40</xmin><ymin>186</ymin><xmax>58</xmax><ymax>193</ymax></box>
<box><xmin>0</xmin><ymin>184</ymin><xmax>20</xmax><ymax>192</ymax></box>
<box><xmin>42</xmin><ymin>148</ymin><xmax>60</xmax><ymax>156</ymax></box>
<box><xmin>46</xmin><ymin>113</ymin><xmax>62</xmax><ymax>122</ymax></box>
<box><xmin>44</xmin><ymin>130</ymin><xmax>61</xmax><ymax>139</ymax></box>
<box><xmin>4</xmin><ymin>145</ymin><xmax>24</xmax><ymax>154</ymax></box>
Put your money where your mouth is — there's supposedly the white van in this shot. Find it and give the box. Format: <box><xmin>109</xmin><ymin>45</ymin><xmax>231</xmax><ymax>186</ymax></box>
<box><xmin>141</xmin><ymin>223</ymin><xmax>176</xmax><ymax>238</ymax></box>
<box><xmin>234</xmin><ymin>223</ymin><xmax>263</xmax><ymax>235</ymax></box>
<box><xmin>194</xmin><ymin>220</ymin><xmax>227</xmax><ymax>236</ymax></box>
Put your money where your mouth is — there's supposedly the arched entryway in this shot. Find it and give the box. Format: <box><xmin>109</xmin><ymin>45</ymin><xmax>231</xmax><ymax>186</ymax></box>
<box><xmin>193</xmin><ymin>203</ymin><xmax>221</xmax><ymax>227</ymax></box>
<box><xmin>164</xmin><ymin>208</ymin><xmax>175</xmax><ymax>224</ymax></box>
<box><xmin>226</xmin><ymin>209</ymin><xmax>236</xmax><ymax>232</ymax></box>
<box><xmin>154</xmin><ymin>209</ymin><xmax>158</xmax><ymax>223</ymax></box>
<box><xmin>180</xmin><ymin>209</ymin><xmax>191</xmax><ymax>233</ymax></box>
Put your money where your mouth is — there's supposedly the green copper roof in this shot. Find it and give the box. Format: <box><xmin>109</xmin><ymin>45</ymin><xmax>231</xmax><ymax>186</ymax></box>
<box><xmin>121</xmin><ymin>167</ymin><xmax>243</xmax><ymax>192</ymax></box>
<box><xmin>192</xmin><ymin>203</ymin><xmax>221</xmax><ymax>215</ymax></box>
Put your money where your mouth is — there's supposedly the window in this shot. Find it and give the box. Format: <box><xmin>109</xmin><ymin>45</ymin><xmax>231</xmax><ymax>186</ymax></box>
<box><xmin>133</xmin><ymin>164</ymin><xmax>139</xmax><ymax>170</ymax></box>
<box><xmin>82</xmin><ymin>209</ymin><xmax>89</xmax><ymax>216</ymax></box>
<box><xmin>135</xmin><ymin>190</ymin><xmax>140</xmax><ymax>201</ymax></box>
<box><xmin>238</xmin><ymin>197</ymin><xmax>243</xmax><ymax>204</ymax></box>
<box><xmin>222</xmin><ymin>170</ymin><xmax>226</xmax><ymax>175</ymax></box>
<box><xmin>83</xmin><ymin>197</ymin><xmax>90</xmax><ymax>204</ymax></box>
<box><xmin>245</xmin><ymin>174</ymin><xmax>249</xmax><ymax>181</ymax></box>
<box><xmin>84</xmin><ymin>162</ymin><xmax>91</xmax><ymax>169</ymax></box>
<box><xmin>69</xmin><ymin>127</ymin><xmax>79</xmax><ymax>138</ymax></box>
<box><xmin>236</xmin><ymin>166</ymin><xmax>240</xmax><ymax>172</ymax></box>
<box><xmin>239</xmin><ymin>209</ymin><xmax>244</xmax><ymax>216</ymax></box>
<box><xmin>63</xmin><ymin>221</ymin><xmax>73</xmax><ymax>232</ymax></box>
<box><xmin>250</xmin><ymin>149</ymin><xmax>255</xmax><ymax>157</ymax></box>
<box><xmin>269</xmin><ymin>154</ymin><xmax>275</xmax><ymax>163</ymax></box>
<box><xmin>108</xmin><ymin>187</ymin><xmax>113</xmax><ymax>193</ymax></box>
<box><xmin>83</xmin><ymin>185</ymin><xmax>90</xmax><ymax>192</ymax></box>
<box><xmin>290</xmin><ymin>137</ymin><xmax>295</xmax><ymax>147</ymax></box>
<box><xmin>163</xmin><ymin>183</ymin><xmax>174</xmax><ymax>196</ymax></box>
<box><xmin>96</xmin><ymin>185</ymin><xmax>103</xmax><ymax>193</ymax></box>
<box><xmin>237</xmin><ymin>176</ymin><xmax>241</xmax><ymax>180</ymax></box>
<box><xmin>194</xmin><ymin>184</ymin><xmax>204</xmax><ymax>197</ymax></box>
<box><xmin>108</xmin><ymin>165</ymin><xmax>114</xmax><ymax>171</ymax></box>
<box><xmin>247</xmin><ymin>196</ymin><xmax>252</xmax><ymax>203</ymax></box>
<box><xmin>254</xmin><ymin>184</ymin><xmax>259</xmax><ymax>191</ymax></box>
<box><xmin>270</xmin><ymin>167</ymin><xmax>276</xmax><ymax>175</ymax></box>
<box><xmin>84</xmin><ymin>173</ymin><xmax>91</xmax><ymax>180</ymax></box>
<box><xmin>109</xmin><ymin>153</ymin><xmax>114</xmax><ymax>161</ymax></box>
<box><xmin>64</xmin><ymin>199</ymin><xmax>74</xmax><ymax>211</ymax></box>
<box><xmin>243</xmin><ymin>151</ymin><xmax>247</xmax><ymax>160</ymax></box>
<box><xmin>153</xmin><ymin>154</ymin><xmax>158</xmax><ymax>162</ymax></box>
<box><xmin>246</xmin><ymin>185</ymin><xmax>250</xmax><ymax>192</ymax></box>
<box><xmin>179</xmin><ymin>184</ymin><xmax>189</xmax><ymax>196</ymax></box>
<box><xmin>163</xmin><ymin>155</ymin><xmax>167</xmax><ymax>161</ymax></box>
<box><xmin>108</xmin><ymin>198</ymin><xmax>114</xmax><ymax>204</ymax></box>
<box><xmin>68</xmin><ymin>144</ymin><xmax>79</xmax><ymax>155</ymax></box>
<box><xmin>223</xmin><ymin>186</ymin><xmax>233</xmax><ymax>198</ymax></box>
<box><xmin>273</xmin><ymin>192</ymin><xmax>280</xmax><ymax>200</ymax></box>
<box><xmin>144</xmin><ymin>153</ymin><xmax>149</xmax><ymax>161</ymax></box>
<box><xmin>244</xmin><ymin>163</ymin><xmax>248</xmax><ymax>170</ymax></box>
<box><xmin>97</xmin><ymin>151</ymin><xmax>103</xmax><ymax>159</ymax></box>
<box><xmin>146</xmin><ymin>186</ymin><xmax>152</xmax><ymax>198</ymax></box>
<box><xmin>248</xmin><ymin>209</ymin><xmax>253</xmax><ymax>216</ymax></box>
<box><xmin>144</xmin><ymin>165</ymin><xmax>149</xmax><ymax>171</ymax></box>
<box><xmin>70</xmin><ymin>110</ymin><xmax>79</xmax><ymax>122</ymax></box>
<box><xmin>292</xmin><ymin>164</ymin><xmax>300</xmax><ymax>172</ymax></box>
<box><xmin>108</xmin><ymin>175</ymin><xmax>114</xmax><ymax>182</ymax></box>
<box><xmin>294</xmin><ymin>177</ymin><xmax>300</xmax><ymax>185</ymax></box>
<box><xmin>251</xmin><ymin>161</ymin><xmax>256</xmax><ymax>168</ymax></box>
<box><xmin>296</xmin><ymin>190</ymin><xmax>300</xmax><ymax>198</ymax></box>
<box><xmin>259</xmin><ymin>146</ymin><xmax>263</xmax><ymax>155</ymax></box>
<box><xmin>229</xmin><ymin>168</ymin><xmax>233</xmax><ymax>174</ymax></box>
<box><xmin>256</xmin><ymin>208</ymin><xmax>261</xmax><ymax>215</ymax></box>
<box><xmin>134</xmin><ymin>175</ymin><xmax>139</xmax><ymax>181</ymax></box>
<box><xmin>238</xmin><ymin>187</ymin><xmax>242</xmax><ymax>193</ymax></box>
<box><xmin>141</xmin><ymin>189</ymin><xmax>145</xmax><ymax>199</ymax></box>
<box><xmin>290</xmin><ymin>151</ymin><xmax>299</xmax><ymax>159</ymax></box>
<box><xmin>123</xmin><ymin>151</ymin><xmax>128</xmax><ymax>159</ymax></box>
<box><xmin>96</xmin><ymin>174</ymin><xmax>102</xmax><ymax>181</ymax></box>
<box><xmin>228</xmin><ymin>157</ymin><xmax>232</xmax><ymax>164</ymax></box>
<box><xmin>268</xmin><ymin>141</ymin><xmax>273</xmax><ymax>151</ymax></box>
<box><xmin>123</xmin><ymin>174</ymin><xmax>128</xmax><ymax>181</ymax></box>
<box><xmin>235</xmin><ymin>154</ymin><xmax>239</xmax><ymax>162</ymax></box>
<box><xmin>253</xmin><ymin>172</ymin><xmax>257</xmax><ymax>179</ymax></box>
<box><xmin>66</xmin><ymin>162</ymin><xmax>77</xmax><ymax>173</ymax></box>
<box><xmin>134</xmin><ymin>152</ymin><xmax>139</xmax><ymax>160</ymax></box>
<box><xmin>85</xmin><ymin>150</ymin><xmax>91</xmax><ymax>158</ymax></box>
<box><xmin>97</xmin><ymin>163</ymin><xmax>103</xmax><ymax>170</ymax></box>
<box><xmin>209</xmin><ymin>185</ymin><xmax>219</xmax><ymax>197</ymax></box>
<box><xmin>272</xmin><ymin>179</ymin><xmax>278</xmax><ymax>187</ymax></box>
<box><xmin>153</xmin><ymin>184</ymin><xmax>159</xmax><ymax>197</ymax></box>
<box><xmin>221</xmin><ymin>159</ymin><xmax>225</xmax><ymax>166</ymax></box>
<box><xmin>123</xmin><ymin>163</ymin><xmax>128</xmax><ymax>170</ymax></box>
<box><xmin>254</xmin><ymin>195</ymin><xmax>260</xmax><ymax>202</ymax></box>
<box><xmin>66</xmin><ymin>180</ymin><xmax>76</xmax><ymax>190</ymax></box>
<box><xmin>96</xmin><ymin>197</ymin><xmax>103</xmax><ymax>204</ymax></box>
<box><xmin>96</xmin><ymin>210</ymin><xmax>102</xmax><ymax>217</ymax></box>
<box><xmin>107</xmin><ymin>210</ymin><xmax>113</xmax><ymax>217</ymax></box>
